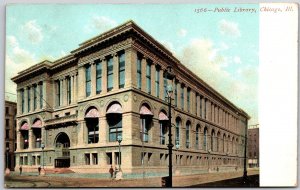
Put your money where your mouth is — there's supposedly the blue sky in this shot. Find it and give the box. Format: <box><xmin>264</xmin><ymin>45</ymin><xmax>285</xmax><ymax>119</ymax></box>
<box><xmin>6</xmin><ymin>4</ymin><xmax>259</xmax><ymax>125</ymax></box>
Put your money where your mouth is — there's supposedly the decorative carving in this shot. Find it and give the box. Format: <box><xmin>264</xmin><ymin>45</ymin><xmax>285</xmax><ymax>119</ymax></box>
<box><xmin>123</xmin><ymin>94</ymin><xmax>129</xmax><ymax>102</ymax></box>
<box><xmin>100</xmin><ymin>100</ymin><xmax>104</xmax><ymax>107</ymax></box>
<box><xmin>133</xmin><ymin>95</ymin><xmax>137</xmax><ymax>102</ymax></box>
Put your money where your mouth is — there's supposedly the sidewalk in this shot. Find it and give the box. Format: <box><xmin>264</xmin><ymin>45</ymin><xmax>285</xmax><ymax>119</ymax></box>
<box><xmin>5</xmin><ymin>169</ymin><xmax>259</xmax><ymax>188</ymax></box>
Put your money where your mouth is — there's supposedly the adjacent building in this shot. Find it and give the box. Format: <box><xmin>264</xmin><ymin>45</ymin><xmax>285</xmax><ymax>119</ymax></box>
<box><xmin>5</xmin><ymin>100</ymin><xmax>17</xmax><ymax>171</ymax></box>
<box><xmin>248</xmin><ymin>125</ymin><xmax>259</xmax><ymax>168</ymax></box>
<box><xmin>12</xmin><ymin>20</ymin><xmax>249</xmax><ymax>177</ymax></box>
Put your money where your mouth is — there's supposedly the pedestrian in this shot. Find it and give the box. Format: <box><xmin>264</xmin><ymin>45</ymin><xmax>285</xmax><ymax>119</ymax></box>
<box><xmin>109</xmin><ymin>165</ymin><xmax>114</xmax><ymax>179</ymax></box>
<box><xmin>38</xmin><ymin>166</ymin><xmax>41</xmax><ymax>175</ymax></box>
<box><xmin>19</xmin><ymin>165</ymin><xmax>22</xmax><ymax>175</ymax></box>
<box><xmin>114</xmin><ymin>166</ymin><xmax>118</xmax><ymax>178</ymax></box>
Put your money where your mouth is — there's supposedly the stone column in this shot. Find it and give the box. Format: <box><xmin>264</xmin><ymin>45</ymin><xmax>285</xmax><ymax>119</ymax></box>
<box><xmin>24</xmin><ymin>88</ymin><xmax>28</xmax><ymax>113</ymax></box>
<box><xmin>151</xmin><ymin>63</ymin><xmax>156</xmax><ymax>97</ymax></box>
<box><xmin>77</xmin><ymin>66</ymin><xmax>85</xmax><ymax>100</ymax></box>
<box><xmin>99</xmin><ymin>116</ymin><xmax>107</xmax><ymax>144</ymax></box>
<box><xmin>17</xmin><ymin>90</ymin><xmax>21</xmax><ymax>115</ymax></box>
<box><xmin>43</xmin><ymin>80</ymin><xmax>48</xmax><ymax>109</ymax></box>
<box><xmin>101</xmin><ymin>58</ymin><xmax>107</xmax><ymax>94</ymax></box>
<box><xmin>211</xmin><ymin>103</ymin><xmax>214</xmax><ymax>123</ymax></box>
<box><xmin>141</xmin><ymin>56</ymin><xmax>147</xmax><ymax>92</ymax></box>
<box><xmin>62</xmin><ymin>79</ymin><xmax>67</xmax><ymax>106</ymax></box>
<box><xmin>183</xmin><ymin>86</ymin><xmax>187</xmax><ymax>112</ymax></box>
<box><xmin>29</xmin><ymin>129</ymin><xmax>33</xmax><ymax>149</ymax></box>
<box><xmin>31</xmin><ymin>85</ymin><xmax>35</xmax><ymax>112</ymax></box>
<box><xmin>91</xmin><ymin>63</ymin><xmax>96</xmax><ymax>96</ymax></box>
<box><xmin>36</xmin><ymin>84</ymin><xmax>40</xmax><ymax>110</ymax></box>
<box><xmin>125</xmin><ymin>48</ymin><xmax>136</xmax><ymax>88</ymax></box>
<box><xmin>70</xmin><ymin>75</ymin><xmax>74</xmax><ymax>103</ymax></box>
<box><xmin>77</xmin><ymin>120</ymin><xmax>85</xmax><ymax>146</ymax></box>
<box><xmin>159</xmin><ymin>69</ymin><xmax>164</xmax><ymax>100</ymax></box>
<box><xmin>17</xmin><ymin>131</ymin><xmax>21</xmax><ymax>150</ymax></box>
<box><xmin>190</xmin><ymin>90</ymin><xmax>196</xmax><ymax>115</ymax></box>
<box><xmin>113</xmin><ymin>53</ymin><xmax>119</xmax><ymax>90</ymax></box>
<box><xmin>196</xmin><ymin>95</ymin><xmax>200</xmax><ymax>117</ymax></box>
<box><xmin>206</xmin><ymin>100</ymin><xmax>211</xmax><ymax>121</ymax></box>
<box><xmin>74</xmin><ymin>74</ymin><xmax>78</xmax><ymax>102</ymax></box>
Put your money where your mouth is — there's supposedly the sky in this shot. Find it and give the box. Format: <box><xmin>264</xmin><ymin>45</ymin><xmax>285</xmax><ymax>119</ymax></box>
<box><xmin>5</xmin><ymin>4</ymin><xmax>259</xmax><ymax>125</ymax></box>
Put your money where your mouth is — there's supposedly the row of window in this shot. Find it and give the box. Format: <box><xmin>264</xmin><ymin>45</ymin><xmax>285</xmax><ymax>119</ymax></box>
<box><xmin>55</xmin><ymin>76</ymin><xmax>73</xmax><ymax>107</ymax></box>
<box><xmin>20</xmin><ymin>82</ymin><xmax>43</xmax><ymax>114</ymax></box>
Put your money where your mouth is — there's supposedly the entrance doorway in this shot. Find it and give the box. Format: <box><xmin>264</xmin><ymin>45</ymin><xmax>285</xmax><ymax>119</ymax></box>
<box><xmin>54</xmin><ymin>132</ymin><xmax>70</xmax><ymax>168</ymax></box>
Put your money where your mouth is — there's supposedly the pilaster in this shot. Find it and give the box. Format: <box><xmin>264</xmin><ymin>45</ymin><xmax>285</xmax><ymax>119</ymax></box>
<box><xmin>125</xmin><ymin>48</ymin><xmax>136</xmax><ymax>88</ymax></box>
<box><xmin>101</xmin><ymin>58</ymin><xmax>107</xmax><ymax>93</ymax></box>
<box><xmin>150</xmin><ymin>63</ymin><xmax>156</xmax><ymax>97</ymax></box>
<box><xmin>113</xmin><ymin>53</ymin><xmax>119</xmax><ymax>90</ymax></box>
<box><xmin>77</xmin><ymin>66</ymin><xmax>85</xmax><ymax>100</ymax></box>
<box><xmin>141</xmin><ymin>56</ymin><xmax>147</xmax><ymax>92</ymax></box>
<box><xmin>91</xmin><ymin>62</ymin><xmax>96</xmax><ymax>96</ymax></box>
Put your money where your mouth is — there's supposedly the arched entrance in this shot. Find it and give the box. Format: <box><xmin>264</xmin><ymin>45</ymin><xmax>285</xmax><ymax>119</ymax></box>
<box><xmin>54</xmin><ymin>132</ymin><xmax>70</xmax><ymax>168</ymax></box>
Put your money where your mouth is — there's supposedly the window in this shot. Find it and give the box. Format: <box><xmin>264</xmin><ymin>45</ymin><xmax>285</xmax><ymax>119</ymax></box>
<box><xmin>56</xmin><ymin>81</ymin><xmax>61</xmax><ymax>106</ymax></box>
<box><xmin>27</xmin><ymin>87</ymin><xmax>31</xmax><ymax>112</ymax></box>
<box><xmin>92</xmin><ymin>153</ymin><xmax>98</xmax><ymax>165</ymax></box>
<box><xmin>5</xmin><ymin>107</ymin><xmax>9</xmax><ymax>115</ymax></box>
<box><xmin>140</xmin><ymin>117</ymin><xmax>151</xmax><ymax>142</ymax></box>
<box><xmin>32</xmin><ymin>156</ymin><xmax>36</xmax><ymax>165</ymax></box>
<box><xmin>175</xmin><ymin>118</ymin><xmax>181</xmax><ymax>145</ymax></box>
<box><xmin>37</xmin><ymin>156</ymin><xmax>40</xmax><ymax>165</ymax></box>
<box><xmin>86</xmin><ymin>119</ymin><xmax>99</xmax><ymax>144</ymax></box>
<box><xmin>146</xmin><ymin>62</ymin><xmax>151</xmax><ymax>94</ymax></box>
<box><xmin>39</xmin><ymin>82</ymin><xmax>43</xmax><ymax>108</ymax></box>
<box><xmin>105</xmin><ymin>57</ymin><xmax>113</xmax><ymax>91</ymax></box>
<box><xmin>107</xmin><ymin>114</ymin><xmax>122</xmax><ymax>142</ymax></box>
<box><xmin>6</xmin><ymin>119</ymin><xmax>9</xmax><ymax>128</ymax></box>
<box><xmin>20</xmin><ymin>157</ymin><xmax>23</xmax><ymax>165</ymax></box>
<box><xmin>160</xmin><ymin>153</ymin><xmax>164</xmax><ymax>166</ymax></box>
<box><xmin>196</xmin><ymin>126</ymin><xmax>199</xmax><ymax>149</ymax></box>
<box><xmin>147</xmin><ymin>153</ymin><xmax>152</xmax><ymax>166</ymax></box>
<box><xmin>186</xmin><ymin>122</ymin><xmax>190</xmax><ymax>148</ymax></box>
<box><xmin>24</xmin><ymin>156</ymin><xmax>28</xmax><ymax>165</ymax></box>
<box><xmin>155</xmin><ymin>67</ymin><xmax>160</xmax><ymax>97</ymax></box>
<box><xmin>85</xmin><ymin>65</ymin><xmax>91</xmax><ymax>97</ymax></box>
<box><xmin>66</xmin><ymin>77</ymin><xmax>71</xmax><ymax>104</ymax></box>
<box><xmin>160</xmin><ymin>121</ymin><xmax>167</xmax><ymax>145</ymax></box>
<box><xmin>119</xmin><ymin>52</ymin><xmax>125</xmax><ymax>88</ymax></box>
<box><xmin>204</xmin><ymin>99</ymin><xmax>207</xmax><ymax>119</ymax></box>
<box><xmin>137</xmin><ymin>56</ymin><xmax>142</xmax><ymax>89</ymax></box>
<box><xmin>163</xmin><ymin>74</ymin><xmax>168</xmax><ymax>100</ymax></box>
<box><xmin>106</xmin><ymin>153</ymin><xmax>112</xmax><ymax>165</ymax></box>
<box><xmin>187</xmin><ymin>89</ymin><xmax>190</xmax><ymax>112</ymax></box>
<box><xmin>115</xmin><ymin>152</ymin><xmax>121</xmax><ymax>165</ymax></box>
<box><xmin>21</xmin><ymin>89</ymin><xmax>24</xmax><ymax>113</ymax></box>
<box><xmin>33</xmin><ymin>84</ymin><xmax>37</xmax><ymax>110</ymax></box>
<box><xmin>174</xmin><ymin>81</ymin><xmax>178</xmax><ymax>106</ymax></box>
<box><xmin>181</xmin><ymin>85</ymin><xmax>184</xmax><ymax>109</ymax></box>
<box><xmin>85</xmin><ymin>153</ymin><xmax>90</xmax><ymax>165</ymax></box>
<box><xmin>204</xmin><ymin>128</ymin><xmax>208</xmax><ymax>150</ymax></box>
<box><xmin>96</xmin><ymin>61</ymin><xmax>102</xmax><ymax>94</ymax></box>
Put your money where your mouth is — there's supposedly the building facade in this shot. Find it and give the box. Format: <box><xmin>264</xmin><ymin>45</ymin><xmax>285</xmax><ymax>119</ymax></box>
<box><xmin>248</xmin><ymin>126</ymin><xmax>259</xmax><ymax>168</ymax></box>
<box><xmin>12</xmin><ymin>21</ymin><xmax>249</xmax><ymax>177</ymax></box>
<box><xmin>5</xmin><ymin>100</ymin><xmax>17</xmax><ymax>171</ymax></box>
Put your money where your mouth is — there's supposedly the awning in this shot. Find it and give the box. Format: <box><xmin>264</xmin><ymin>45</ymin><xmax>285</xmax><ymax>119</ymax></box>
<box><xmin>20</xmin><ymin>122</ymin><xmax>29</xmax><ymax>130</ymax></box>
<box><xmin>159</xmin><ymin>112</ymin><xmax>169</xmax><ymax>121</ymax></box>
<box><xmin>106</xmin><ymin>103</ymin><xmax>122</xmax><ymax>114</ymax></box>
<box><xmin>85</xmin><ymin>108</ymin><xmax>100</xmax><ymax>118</ymax></box>
<box><xmin>32</xmin><ymin>120</ymin><xmax>42</xmax><ymax>128</ymax></box>
<box><xmin>140</xmin><ymin>105</ymin><xmax>153</xmax><ymax>116</ymax></box>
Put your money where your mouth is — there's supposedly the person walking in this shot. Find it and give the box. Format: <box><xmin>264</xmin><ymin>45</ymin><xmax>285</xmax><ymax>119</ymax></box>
<box><xmin>19</xmin><ymin>165</ymin><xmax>22</xmax><ymax>175</ymax></box>
<box><xmin>109</xmin><ymin>165</ymin><xmax>114</xmax><ymax>179</ymax></box>
<box><xmin>38</xmin><ymin>166</ymin><xmax>41</xmax><ymax>175</ymax></box>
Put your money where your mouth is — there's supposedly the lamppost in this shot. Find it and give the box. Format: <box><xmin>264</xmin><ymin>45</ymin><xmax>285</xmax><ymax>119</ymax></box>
<box><xmin>165</xmin><ymin>65</ymin><xmax>175</xmax><ymax>187</ymax></box>
<box><xmin>41</xmin><ymin>142</ymin><xmax>45</xmax><ymax>175</ymax></box>
<box><xmin>117</xmin><ymin>135</ymin><xmax>122</xmax><ymax>171</ymax></box>
<box><xmin>5</xmin><ymin>147</ymin><xmax>10</xmax><ymax>175</ymax></box>
<box><xmin>175</xmin><ymin>140</ymin><xmax>179</xmax><ymax>175</ymax></box>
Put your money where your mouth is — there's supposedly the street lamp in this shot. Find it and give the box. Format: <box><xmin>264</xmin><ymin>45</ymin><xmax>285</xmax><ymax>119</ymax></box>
<box><xmin>41</xmin><ymin>142</ymin><xmax>45</xmax><ymax>175</ymax></box>
<box><xmin>175</xmin><ymin>140</ymin><xmax>179</xmax><ymax>175</ymax></box>
<box><xmin>165</xmin><ymin>65</ymin><xmax>175</xmax><ymax>187</ymax></box>
<box><xmin>5</xmin><ymin>147</ymin><xmax>10</xmax><ymax>175</ymax></box>
<box><xmin>117</xmin><ymin>135</ymin><xmax>122</xmax><ymax>171</ymax></box>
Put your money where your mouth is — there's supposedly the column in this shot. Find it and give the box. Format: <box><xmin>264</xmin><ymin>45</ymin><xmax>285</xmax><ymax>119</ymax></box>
<box><xmin>211</xmin><ymin>103</ymin><xmax>214</xmax><ymax>123</ymax></box>
<box><xmin>159</xmin><ymin>69</ymin><xmax>164</xmax><ymax>100</ymax></box>
<box><xmin>43</xmin><ymin>80</ymin><xmax>48</xmax><ymax>109</ymax></box>
<box><xmin>74</xmin><ymin>74</ymin><xmax>78</xmax><ymax>102</ymax></box>
<box><xmin>141</xmin><ymin>56</ymin><xmax>147</xmax><ymax>92</ymax></box>
<box><xmin>36</xmin><ymin>84</ymin><xmax>40</xmax><ymax>110</ymax></box>
<box><xmin>191</xmin><ymin>90</ymin><xmax>196</xmax><ymax>115</ymax></box>
<box><xmin>183</xmin><ymin>86</ymin><xmax>187</xmax><ymax>112</ymax></box>
<box><xmin>207</xmin><ymin>134</ymin><xmax>211</xmax><ymax>151</ymax></box>
<box><xmin>30</xmin><ymin>85</ymin><xmax>34</xmax><ymax>112</ymax></box>
<box><xmin>63</xmin><ymin>78</ymin><xmax>67</xmax><ymax>106</ymax></box>
<box><xmin>206</xmin><ymin>100</ymin><xmax>211</xmax><ymax>121</ymax></box>
<box><xmin>17</xmin><ymin>90</ymin><xmax>21</xmax><ymax>115</ymax></box>
<box><xmin>70</xmin><ymin>75</ymin><xmax>74</xmax><ymax>103</ymax></box>
<box><xmin>91</xmin><ymin>63</ymin><xmax>96</xmax><ymax>96</ymax></box>
<box><xmin>113</xmin><ymin>53</ymin><xmax>119</xmax><ymax>90</ymax></box>
<box><xmin>99</xmin><ymin>116</ymin><xmax>107</xmax><ymax>144</ymax></box>
<box><xmin>29</xmin><ymin>129</ymin><xmax>33</xmax><ymax>149</ymax></box>
<box><xmin>201</xmin><ymin>97</ymin><xmax>205</xmax><ymax>119</ymax></box>
<box><xmin>196</xmin><ymin>95</ymin><xmax>200</xmax><ymax>117</ymax></box>
<box><xmin>125</xmin><ymin>48</ymin><xmax>136</xmax><ymax>88</ymax></box>
<box><xmin>24</xmin><ymin>88</ymin><xmax>28</xmax><ymax>113</ymax></box>
<box><xmin>17</xmin><ymin>131</ymin><xmax>21</xmax><ymax>150</ymax></box>
<box><xmin>101</xmin><ymin>58</ymin><xmax>107</xmax><ymax>94</ymax></box>
<box><xmin>151</xmin><ymin>63</ymin><xmax>156</xmax><ymax>97</ymax></box>
<box><xmin>77</xmin><ymin>66</ymin><xmax>85</xmax><ymax>100</ymax></box>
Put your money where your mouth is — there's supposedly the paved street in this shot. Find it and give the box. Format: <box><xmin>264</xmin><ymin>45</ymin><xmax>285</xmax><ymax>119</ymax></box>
<box><xmin>5</xmin><ymin>169</ymin><xmax>259</xmax><ymax>188</ymax></box>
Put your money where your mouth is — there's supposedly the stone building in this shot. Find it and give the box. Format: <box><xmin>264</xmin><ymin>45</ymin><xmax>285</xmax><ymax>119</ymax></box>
<box><xmin>5</xmin><ymin>100</ymin><xmax>17</xmax><ymax>171</ymax></box>
<box><xmin>248</xmin><ymin>125</ymin><xmax>259</xmax><ymax>168</ymax></box>
<box><xmin>12</xmin><ymin>20</ymin><xmax>249</xmax><ymax>177</ymax></box>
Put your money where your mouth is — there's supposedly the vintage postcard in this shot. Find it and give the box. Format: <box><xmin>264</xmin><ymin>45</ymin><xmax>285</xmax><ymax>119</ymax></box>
<box><xmin>4</xmin><ymin>3</ymin><xmax>297</xmax><ymax>188</ymax></box>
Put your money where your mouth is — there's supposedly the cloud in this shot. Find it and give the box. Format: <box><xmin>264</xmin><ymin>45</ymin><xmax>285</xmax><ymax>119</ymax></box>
<box><xmin>233</xmin><ymin>56</ymin><xmax>241</xmax><ymax>64</ymax></box>
<box><xmin>177</xmin><ymin>29</ymin><xmax>187</xmax><ymax>37</ymax></box>
<box><xmin>218</xmin><ymin>19</ymin><xmax>241</xmax><ymax>37</ymax></box>
<box><xmin>7</xmin><ymin>35</ymin><xmax>19</xmax><ymax>48</ymax></box>
<box><xmin>21</xmin><ymin>20</ymin><xmax>43</xmax><ymax>43</ymax></box>
<box><xmin>85</xmin><ymin>16</ymin><xmax>117</xmax><ymax>33</ymax></box>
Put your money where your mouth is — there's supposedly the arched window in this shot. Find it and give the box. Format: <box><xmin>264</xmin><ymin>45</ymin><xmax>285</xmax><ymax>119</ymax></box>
<box><xmin>211</xmin><ymin>130</ymin><xmax>215</xmax><ymax>151</ymax></box>
<box><xmin>107</xmin><ymin>103</ymin><xmax>122</xmax><ymax>142</ymax></box>
<box><xmin>186</xmin><ymin>121</ymin><xmax>191</xmax><ymax>148</ymax></box>
<box><xmin>217</xmin><ymin>132</ymin><xmax>220</xmax><ymax>152</ymax></box>
<box><xmin>140</xmin><ymin>104</ymin><xmax>153</xmax><ymax>142</ymax></box>
<box><xmin>85</xmin><ymin>107</ymin><xmax>99</xmax><ymax>144</ymax></box>
<box><xmin>203</xmin><ymin>127</ymin><xmax>208</xmax><ymax>150</ymax></box>
<box><xmin>223</xmin><ymin>134</ymin><xmax>226</xmax><ymax>153</ymax></box>
<box><xmin>175</xmin><ymin>117</ymin><xmax>181</xmax><ymax>145</ymax></box>
<box><xmin>159</xmin><ymin>111</ymin><xmax>168</xmax><ymax>145</ymax></box>
<box><xmin>196</xmin><ymin>125</ymin><xmax>200</xmax><ymax>149</ymax></box>
<box><xmin>20</xmin><ymin>121</ymin><xmax>29</xmax><ymax>149</ymax></box>
<box><xmin>32</xmin><ymin>119</ymin><xmax>42</xmax><ymax>148</ymax></box>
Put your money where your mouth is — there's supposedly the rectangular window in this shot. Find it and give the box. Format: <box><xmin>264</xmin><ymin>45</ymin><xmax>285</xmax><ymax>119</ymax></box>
<box><xmin>39</xmin><ymin>82</ymin><xmax>43</xmax><ymax>108</ymax></box>
<box><xmin>181</xmin><ymin>85</ymin><xmax>184</xmax><ymax>110</ymax></box>
<box><xmin>160</xmin><ymin>123</ymin><xmax>165</xmax><ymax>145</ymax></box>
<box><xmin>24</xmin><ymin>156</ymin><xmax>28</xmax><ymax>165</ymax></box>
<box><xmin>67</xmin><ymin>77</ymin><xmax>71</xmax><ymax>104</ymax></box>
<box><xmin>33</xmin><ymin>85</ymin><xmax>37</xmax><ymax>110</ymax></box>
<box><xmin>107</xmin><ymin>57</ymin><xmax>113</xmax><ymax>91</ymax></box>
<box><xmin>85</xmin><ymin>153</ymin><xmax>90</xmax><ymax>165</ymax></box>
<box><xmin>200</xmin><ymin>96</ymin><xmax>202</xmax><ymax>118</ymax></box>
<box><xmin>187</xmin><ymin>89</ymin><xmax>190</xmax><ymax>112</ymax></box>
<box><xmin>146</xmin><ymin>62</ymin><xmax>151</xmax><ymax>94</ymax></box>
<box><xmin>92</xmin><ymin>153</ymin><xmax>98</xmax><ymax>165</ymax></box>
<box><xmin>56</xmin><ymin>81</ymin><xmax>61</xmax><ymax>106</ymax></box>
<box><xmin>32</xmin><ymin>156</ymin><xmax>36</xmax><ymax>165</ymax></box>
<box><xmin>147</xmin><ymin>153</ymin><xmax>152</xmax><ymax>166</ymax></box>
<box><xmin>6</xmin><ymin>129</ymin><xmax>9</xmax><ymax>139</ymax></box>
<box><xmin>204</xmin><ymin>99</ymin><xmax>207</xmax><ymax>119</ymax></box>
<box><xmin>96</xmin><ymin>61</ymin><xmax>102</xmax><ymax>94</ymax></box>
<box><xmin>160</xmin><ymin>153</ymin><xmax>164</xmax><ymax>166</ymax></box>
<box><xmin>27</xmin><ymin>87</ymin><xmax>30</xmax><ymax>112</ymax></box>
<box><xmin>119</xmin><ymin>52</ymin><xmax>125</xmax><ymax>89</ymax></box>
<box><xmin>106</xmin><ymin>153</ymin><xmax>112</xmax><ymax>165</ymax></box>
<box><xmin>5</xmin><ymin>107</ymin><xmax>9</xmax><ymax>115</ymax></box>
<box><xmin>85</xmin><ymin>65</ymin><xmax>91</xmax><ymax>97</ymax></box>
<box><xmin>114</xmin><ymin>152</ymin><xmax>121</xmax><ymax>165</ymax></box>
<box><xmin>140</xmin><ymin>118</ymin><xmax>150</xmax><ymax>142</ymax></box>
<box><xmin>21</xmin><ymin>89</ymin><xmax>24</xmax><ymax>113</ymax></box>
<box><xmin>37</xmin><ymin>156</ymin><xmax>40</xmax><ymax>165</ymax></box>
<box><xmin>6</xmin><ymin>119</ymin><xmax>9</xmax><ymax>128</ymax></box>
<box><xmin>137</xmin><ymin>56</ymin><xmax>142</xmax><ymax>90</ymax></box>
<box><xmin>174</xmin><ymin>81</ymin><xmax>178</xmax><ymax>107</ymax></box>
<box><xmin>155</xmin><ymin>67</ymin><xmax>160</xmax><ymax>97</ymax></box>
<box><xmin>20</xmin><ymin>156</ymin><xmax>23</xmax><ymax>165</ymax></box>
